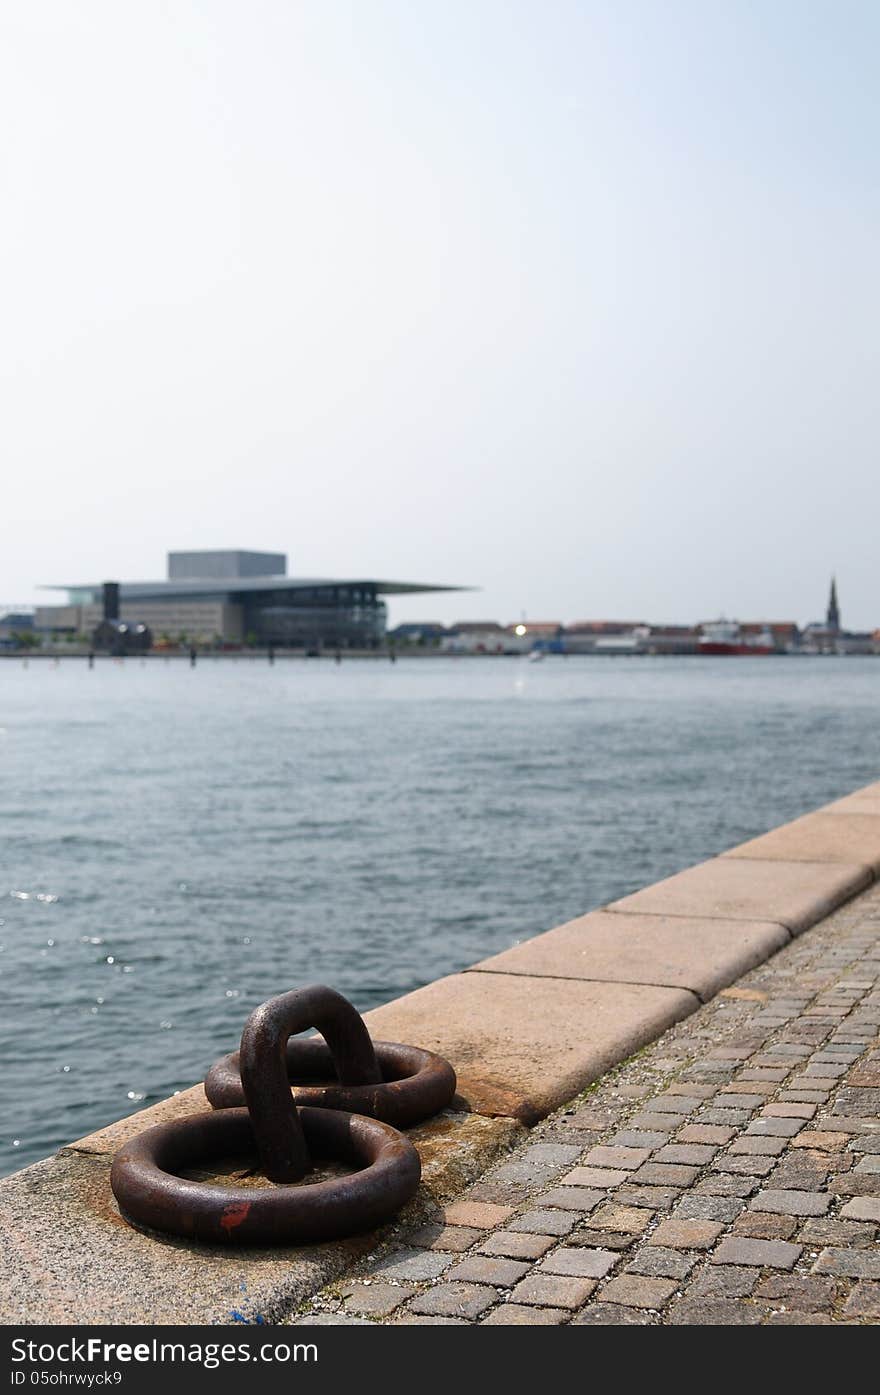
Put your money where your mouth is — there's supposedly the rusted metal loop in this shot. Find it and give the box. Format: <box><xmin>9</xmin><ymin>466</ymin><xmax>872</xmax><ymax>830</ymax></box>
<box><xmin>238</xmin><ymin>986</ymin><xmax>382</xmax><ymax>1183</ymax></box>
<box><xmin>110</xmin><ymin>1106</ymin><xmax>421</xmax><ymax>1246</ymax></box>
<box><xmin>206</xmin><ymin>1036</ymin><xmax>457</xmax><ymax>1130</ymax></box>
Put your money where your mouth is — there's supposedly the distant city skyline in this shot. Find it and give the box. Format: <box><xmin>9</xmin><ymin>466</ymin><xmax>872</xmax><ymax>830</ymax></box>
<box><xmin>3</xmin><ymin>558</ymin><xmax>866</xmax><ymax>634</ymax></box>
<box><xmin>1</xmin><ymin>3</ymin><xmax>877</xmax><ymax>629</ymax></box>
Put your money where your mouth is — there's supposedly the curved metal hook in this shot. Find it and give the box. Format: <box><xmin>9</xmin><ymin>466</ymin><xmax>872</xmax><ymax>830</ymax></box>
<box><xmin>239</xmin><ymin>984</ymin><xmax>381</xmax><ymax>1182</ymax></box>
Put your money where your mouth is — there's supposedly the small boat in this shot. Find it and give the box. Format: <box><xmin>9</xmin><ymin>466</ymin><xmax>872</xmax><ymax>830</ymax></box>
<box><xmin>527</xmin><ymin>648</ymin><xmax>545</xmax><ymax>663</ymax></box>
<box><xmin>698</xmin><ymin>620</ymin><xmax>774</xmax><ymax>656</ymax></box>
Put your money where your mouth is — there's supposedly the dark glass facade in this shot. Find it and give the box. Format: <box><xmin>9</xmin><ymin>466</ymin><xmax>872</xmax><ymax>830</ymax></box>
<box><xmin>241</xmin><ymin>585</ymin><xmax>387</xmax><ymax>649</ymax></box>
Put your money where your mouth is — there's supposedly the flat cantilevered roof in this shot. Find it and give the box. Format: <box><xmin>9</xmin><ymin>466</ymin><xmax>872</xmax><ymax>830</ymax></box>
<box><xmin>42</xmin><ymin>577</ymin><xmax>473</xmax><ymax>600</ymax></box>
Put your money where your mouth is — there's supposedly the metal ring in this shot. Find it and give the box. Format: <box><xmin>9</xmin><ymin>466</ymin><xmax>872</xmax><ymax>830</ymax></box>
<box><xmin>238</xmin><ymin>987</ymin><xmax>388</xmax><ymax>1181</ymax></box>
<box><xmin>110</xmin><ymin>1106</ymin><xmax>421</xmax><ymax>1245</ymax></box>
<box><xmin>206</xmin><ymin>1038</ymin><xmax>456</xmax><ymax>1130</ymax></box>
<box><xmin>205</xmin><ymin>987</ymin><xmax>454</xmax><ymax>1138</ymax></box>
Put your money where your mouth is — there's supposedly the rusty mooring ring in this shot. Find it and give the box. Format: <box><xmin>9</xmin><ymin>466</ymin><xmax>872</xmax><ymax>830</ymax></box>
<box><xmin>110</xmin><ymin>1106</ymin><xmax>421</xmax><ymax>1245</ymax></box>
<box><xmin>205</xmin><ymin>985</ymin><xmax>456</xmax><ymax>1132</ymax></box>
<box><xmin>111</xmin><ymin>984</ymin><xmax>425</xmax><ymax>1244</ymax></box>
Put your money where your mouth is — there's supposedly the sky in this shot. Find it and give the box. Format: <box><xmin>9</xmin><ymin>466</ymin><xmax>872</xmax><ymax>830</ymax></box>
<box><xmin>1</xmin><ymin>1</ymin><xmax>877</xmax><ymax>629</ymax></box>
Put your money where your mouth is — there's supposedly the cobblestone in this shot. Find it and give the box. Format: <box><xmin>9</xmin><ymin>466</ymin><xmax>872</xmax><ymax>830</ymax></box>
<box><xmin>754</xmin><ymin>1274</ymin><xmax>838</xmax><ymax>1312</ymax></box>
<box><xmin>676</xmin><ymin>1124</ymin><xmax>735</xmax><ymax>1145</ymax></box>
<box><xmin>339</xmin><ymin>1282</ymin><xmax>416</xmax><ymax>1317</ymax></box>
<box><xmin>839</xmin><ymin>1196</ymin><xmax>880</xmax><ymax>1221</ymax></box>
<box><xmin>669</xmin><ymin>1299</ymin><xmax>765</xmax><ymax>1324</ymax></box>
<box><xmin>537</xmin><ymin>1248</ymin><xmax>617</xmax><ymax>1279</ymax></box>
<box><xmin>536</xmin><ymin>1186</ymin><xmax>604</xmax><ymax>1211</ymax></box>
<box><xmin>650</xmin><ymin>1217</ymin><xmax>724</xmax><ymax>1249</ymax></box>
<box><xmin>508</xmin><ymin>1209</ymin><xmax>577</xmax><ymax>1236</ymax></box>
<box><xmin>731</xmin><ymin>1211</ymin><xmax>798</xmax><ymax>1239</ymax></box>
<box><xmin>443</xmin><ymin>1201</ymin><xmax>514</xmax><ymax>1228</ymax></box>
<box><xmin>298</xmin><ymin>881</ymin><xmax>880</xmax><ymax>1326</ymax></box>
<box><xmin>727</xmin><ymin>1136</ymin><xmax>787</xmax><ymax>1156</ymax></box>
<box><xmin>654</xmin><ymin>1144</ymin><xmax>717</xmax><ymax>1165</ymax></box>
<box><xmin>564</xmin><ymin>1228</ymin><xmax>634</xmax><ymax>1250</ymax></box>
<box><xmin>711</xmin><ymin>1154</ymin><xmax>776</xmax><ymax>1176</ymax></box>
<box><xmin>749</xmin><ymin>1189</ymin><xmax>831</xmax><ymax>1216</ymax></box>
<box><xmin>600</xmin><ymin>1275</ymin><xmax>678</xmax><ymax>1309</ymax></box>
<box><xmin>408</xmin><ymin>1283</ymin><xmax>498</xmax><ymax>1320</ymax></box>
<box><xmin>843</xmin><ymin>1283</ymin><xmax>880</xmax><ymax>1318</ymax></box>
<box><xmin>477</xmin><ymin>1231</ymin><xmax>556</xmax><ymax>1260</ymax></box>
<box><xmin>449</xmin><ymin>1256</ymin><xmax>530</xmax><ymax>1287</ymax></box>
<box><xmin>615</xmin><ymin>1184</ymin><xmax>680</xmax><ymax>1210</ymax></box>
<box><xmin>687</xmin><ymin>1265</ymin><xmax>758</xmax><ymax>1298</ymax></box>
<box><xmin>369</xmin><ymin>1250</ymin><xmax>454</xmax><ymax>1282</ymax></box>
<box><xmin>480</xmin><ymin>1303</ymin><xmax>568</xmax><ymax>1325</ymax></box>
<box><xmin>559</xmin><ymin>1166</ymin><xmax>629</xmax><ymax>1188</ymax></box>
<box><xmin>409</xmin><ymin>1223</ymin><xmax>482</xmax><ymax>1251</ymax></box>
<box><xmin>581</xmin><ymin>1145</ymin><xmax>651</xmax><ymax>1169</ymax></box>
<box><xmin>811</xmin><ymin>1248</ymin><xmax>880</xmax><ymax>1279</ymax></box>
<box><xmin>571</xmin><ymin>1303</ymin><xmax>654</xmax><ymax>1325</ymax></box>
<box><xmin>675</xmin><ymin>1195</ymin><xmax>743</xmax><ymax>1222</ymax></box>
<box><xmin>799</xmin><ymin>1217</ymin><xmax>877</xmax><ymax>1248</ymax></box>
<box><xmin>509</xmin><ymin>1274</ymin><xmax>597</xmax><ymax>1309</ymax></box>
<box><xmin>628</xmin><ymin>1112</ymin><xmax>686</xmax><ymax>1131</ymax></box>
<box><xmin>711</xmin><ymin>1237</ymin><xmax>802</xmax><ymax>1268</ymax></box>
<box><xmin>624</xmin><ymin>1247</ymin><xmax>696</xmax><ymax>1280</ymax></box>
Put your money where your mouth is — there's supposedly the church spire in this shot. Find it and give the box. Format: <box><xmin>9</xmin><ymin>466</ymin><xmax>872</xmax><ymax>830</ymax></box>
<box><xmin>826</xmin><ymin>576</ymin><xmax>840</xmax><ymax>632</ymax></box>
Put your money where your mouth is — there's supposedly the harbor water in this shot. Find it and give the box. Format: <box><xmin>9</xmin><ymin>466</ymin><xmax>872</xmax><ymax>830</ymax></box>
<box><xmin>2</xmin><ymin>653</ymin><xmax>879</xmax><ymax>1175</ymax></box>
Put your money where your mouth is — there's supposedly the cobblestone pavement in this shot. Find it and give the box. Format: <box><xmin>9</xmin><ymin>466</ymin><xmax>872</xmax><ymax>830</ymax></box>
<box><xmin>295</xmin><ymin>883</ymin><xmax>880</xmax><ymax>1325</ymax></box>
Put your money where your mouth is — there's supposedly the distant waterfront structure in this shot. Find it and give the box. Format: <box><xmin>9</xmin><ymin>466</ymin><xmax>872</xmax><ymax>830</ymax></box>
<box><xmin>16</xmin><ymin>563</ymin><xmax>878</xmax><ymax>656</ymax></box>
<box><xmin>35</xmin><ymin>550</ymin><xmax>468</xmax><ymax>649</ymax></box>
<box><xmin>387</xmin><ymin>622</ymin><xmax>447</xmax><ymax>646</ymax></box>
<box><xmin>91</xmin><ymin>581</ymin><xmax>152</xmax><ymax>656</ymax></box>
<box><xmin>827</xmin><ymin>576</ymin><xmax>841</xmax><ymax>633</ymax></box>
<box><xmin>0</xmin><ymin>610</ymin><xmax>36</xmax><ymax>650</ymax></box>
<box><xmin>801</xmin><ymin>578</ymin><xmax>875</xmax><ymax>654</ymax></box>
<box><xmin>167</xmin><ymin>549</ymin><xmax>287</xmax><ymax>582</ymax></box>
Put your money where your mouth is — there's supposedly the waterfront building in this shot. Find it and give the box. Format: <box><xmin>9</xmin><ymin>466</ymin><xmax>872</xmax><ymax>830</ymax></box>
<box><xmin>0</xmin><ymin>610</ymin><xmax>36</xmax><ymax>650</ymax></box>
<box><xmin>505</xmin><ymin>621</ymin><xmax>565</xmax><ymax>654</ymax></box>
<box><xmin>740</xmin><ymin>621</ymin><xmax>801</xmax><ymax>653</ymax></box>
<box><xmin>387</xmin><ymin>622</ymin><xmax>448</xmax><ymax>646</ymax></box>
<box><xmin>565</xmin><ymin>620</ymin><xmax>648</xmax><ymax>635</ymax></box>
<box><xmin>643</xmin><ymin>626</ymin><xmax>700</xmax><ymax>655</ymax></box>
<box><xmin>563</xmin><ymin>620</ymin><xmax>650</xmax><ymax>655</ymax></box>
<box><xmin>35</xmin><ymin>550</ymin><xmax>467</xmax><ymax>649</ymax></box>
<box><xmin>503</xmin><ymin>621</ymin><xmax>562</xmax><ymax>641</ymax></box>
<box><xmin>442</xmin><ymin>622</ymin><xmax>508</xmax><ymax>654</ymax></box>
<box><xmin>836</xmin><ymin>630</ymin><xmax>878</xmax><ymax>655</ymax></box>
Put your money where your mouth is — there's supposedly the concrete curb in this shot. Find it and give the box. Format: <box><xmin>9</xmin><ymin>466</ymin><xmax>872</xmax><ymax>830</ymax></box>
<box><xmin>2</xmin><ymin>777</ymin><xmax>879</xmax><ymax>1322</ymax></box>
<box><xmin>469</xmin><ymin>911</ymin><xmax>791</xmax><ymax>1002</ymax></box>
<box><xmin>364</xmin><ymin>974</ymin><xmax>697</xmax><ymax>1124</ymax></box>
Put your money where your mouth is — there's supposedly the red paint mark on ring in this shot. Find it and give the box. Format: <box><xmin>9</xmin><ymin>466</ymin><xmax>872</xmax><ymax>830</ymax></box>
<box><xmin>220</xmin><ymin>1202</ymin><xmax>252</xmax><ymax>1232</ymax></box>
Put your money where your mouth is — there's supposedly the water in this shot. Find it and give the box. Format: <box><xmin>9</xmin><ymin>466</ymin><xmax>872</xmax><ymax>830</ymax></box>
<box><xmin>1</xmin><ymin>654</ymin><xmax>878</xmax><ymax>1175</ymax></box>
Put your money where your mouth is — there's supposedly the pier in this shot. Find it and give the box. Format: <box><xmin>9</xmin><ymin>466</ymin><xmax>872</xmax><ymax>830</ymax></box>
<box><xmin>1</xmin><ymin>781</ymin><xmax>879</xmax><ymax>1323</ymax></box>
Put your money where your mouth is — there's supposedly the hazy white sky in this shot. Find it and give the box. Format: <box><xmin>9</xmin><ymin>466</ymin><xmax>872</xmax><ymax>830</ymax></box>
<box><xmin>2</xmin><ymin>1</ymin><xmax>877</xmax><ymax>628</ymax></box>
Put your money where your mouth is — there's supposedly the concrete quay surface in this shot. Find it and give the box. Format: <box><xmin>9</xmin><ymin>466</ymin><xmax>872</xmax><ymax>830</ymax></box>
<box><xmin>2</xmin><ymin>779</ymin><xmax>880</xmax><ymax>1323</ymax></box>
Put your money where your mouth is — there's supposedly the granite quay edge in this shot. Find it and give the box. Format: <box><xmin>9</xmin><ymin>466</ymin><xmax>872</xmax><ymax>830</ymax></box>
<box><xmin>722</xmin><ymin>810</ymin><xmax>880</xmax><ymax>875</ymax></box>
<box><xmin>466</xmin><ymin>911</ymin><xmax>791</xmax><ymax>1003</ymax></box>
<box><xmin>821</xmin><ymin>783</ymin><xmax>880</xmax><ymax>817</ymax></box>
<box><xmin>362</xmin><ymin>973</ymin><xmax>698</xmax><ymax>1122</ymax></box>
<box><xmin>606</xmin><ymin>856</ymin><xmax>872</xmax><ymax>936</ymax></box>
